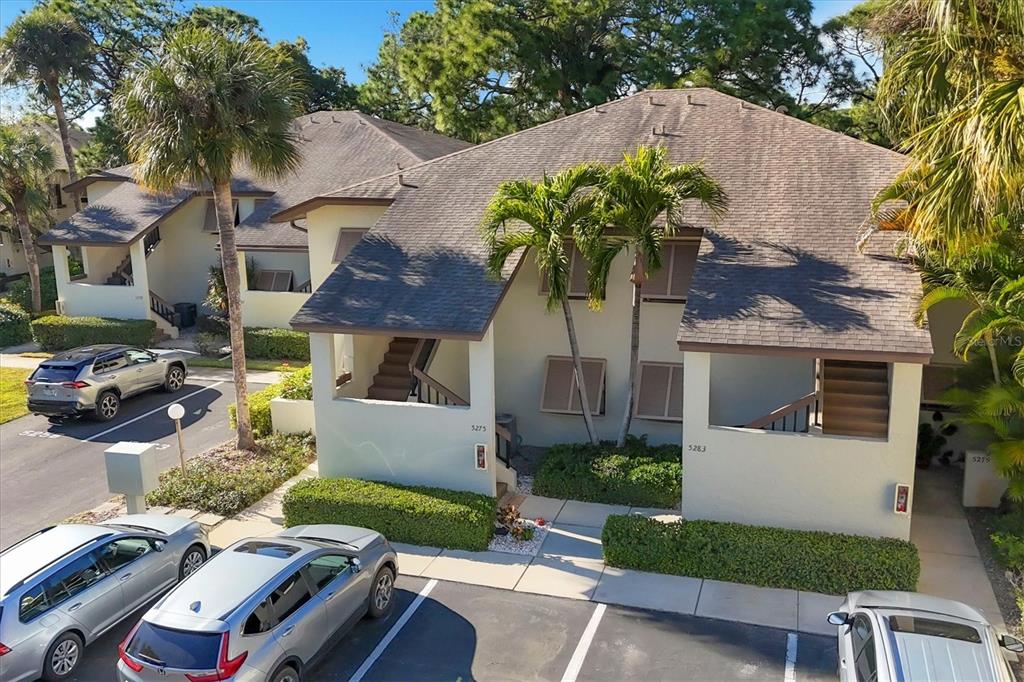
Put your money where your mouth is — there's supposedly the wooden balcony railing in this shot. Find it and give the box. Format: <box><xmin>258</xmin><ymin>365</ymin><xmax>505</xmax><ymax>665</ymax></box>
<box><xmin>744</xmin><ymin>391</ymin><xmax>819</xmax><ymax>433</ymax></box>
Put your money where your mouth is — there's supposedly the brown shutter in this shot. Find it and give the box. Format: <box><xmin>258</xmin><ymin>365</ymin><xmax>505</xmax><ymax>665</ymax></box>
<box><xmin>541</xmin><ymin>357</ymin><xmax>575</xmax><ymax>412</ymax></box>
<box><xmin>333</xmin><ymin>229</ymin><xmax>368</xmax><ymax>263</ymax></box>
<box><xmin>644</xmin><ymin>251</ymin><xmax>671</xmax><ymax>297</ymax></box>
<box><xmin>636</xmin><ymin>364</ymin><xmax>671</xmax><ymax>418</ymax></box>
<box><xmin>254</xmin><ymin>270</ymin><xmax>276</xmax><ymax>291</ymax></box>
<box><xmin>668</xmin><ymin>365</ymin><xmax>684</xmax><ymax>419</ymax></box>
<box><xmin>539</xmin><ymin>243</ymin><xmax>589</xmax><ymax>298</ymax></box>
<box><xmin>203</xmin><ymin>199</ymin><xmax>219</xmax><ymax>233</ymax></box>
<box><xmin>668</xmin><ymin>241</ymin><xmax>700</xmax><ymax>298</ymax></box>
<box><xmin>568</xmin><ymin>358</ymin><xmax>606</xmax><ymax>415</ymax></box>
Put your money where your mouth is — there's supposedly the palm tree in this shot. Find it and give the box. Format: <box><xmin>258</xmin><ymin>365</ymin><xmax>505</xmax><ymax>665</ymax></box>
<box><xmin>583</xmin><ymin>145</ymin><xmax>727</xmax><ymax>447</ymax></box>
<box><xmin>869</xmin><ymin>0</ymin><xmax>1024</xmax><ymax>253</ymax></box>
<box><xmin>0</xmin><ymin>7</ymin><xmax>94</xmax><ymax>211</ymax></box>
<box><xmin>482</xmin><ymin>165</ymin><xmax>604</xmax><ymax>444</ymax></box>
<box><xmin>116</xmin><ymin>27</ymin><xmax>302</xmax><ymax>451</ymax></box>
<box><xmin>0</xmin><ymin>125</ymin><xmax>55</xmax><ymax>313</ymax></box>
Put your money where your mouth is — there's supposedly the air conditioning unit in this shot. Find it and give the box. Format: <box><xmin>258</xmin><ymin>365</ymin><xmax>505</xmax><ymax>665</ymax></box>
<box><xmin>55</xmin><ymin>299</ymin><xmax>65</xmax><ymax>315</ymax></box>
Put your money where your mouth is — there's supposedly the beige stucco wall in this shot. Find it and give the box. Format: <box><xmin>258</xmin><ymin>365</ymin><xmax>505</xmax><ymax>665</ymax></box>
<box><xmin>682</xmin><ymin>351</ymin><xmax>922</xmax><ymax>540</ymax></box>
<box><xmin>708</xmin><ymin>353</ymin><xmax>816</xmax><ymax>426</ymax></box>
<box><xmin>336</xmin><ymin>334</ymin><xmax>390</xmax><ymax>399</ymax></box>
<box><xmin>304</xmin><ymin>204</ymin><xmax>388</xmax><ymax>289</ymax></box>
<box><xmin>145</xmin><ymin>198</ymin><xmax>220</xmax><ymax>307</ymax></box>
<box><xmin>0</xmin><ymin>238</ymin><xmax>53</xmax><ymax>277</ymax></box>
<box><xmin>926</xmin><ymin>299</ymin><xmax>973</xmax><ymax>366</ymax></box>
<box><xmin>237</xmin><ymin>251</ymin><xmax>312</xmax><ymax>328</ymax></box>
<box><xmin>310</xmin><ymin>328</ymin><xmax>499</xmax><ymax>496</ymax></box>
<box><xmin>81</xmin><ymin>244</ymin><xmax>130</xmax><ymax>284</ymax></box>
<box><xmin>426</xmin><ymin>339</ymin><xmax>471</xmax><ymax>402</ymax></box>
<box><xmin>492</xmin><ymin>251</ymin><xmax>684</xmax><ymax>446</ymax></box>
<box><xmin>244</xmin><ymin>250</ymin><xmax>311</xmax><ymax>286</ymax></box>
<box><xmin>270</xmin><ymin>397</ymin><xmax>315</xmax><ymax>435</ymax></box>
<box><xmin>56</xmin><ymin>242</ymin><xmax>150</xmax><ymax>320</ymax></box>
<box><xmin>85</xmin><ymin>180</ymin><xmax>122</xmax><ymax>205</ymax></box>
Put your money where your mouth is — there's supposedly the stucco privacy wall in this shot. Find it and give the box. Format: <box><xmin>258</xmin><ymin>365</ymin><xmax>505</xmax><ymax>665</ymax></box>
<box><xmin>492</xmin><ymin>250</ymin><xmax>683</xmax><ymax>446</ymax></box>
<box><xmin>311</xmin><ymin>329</ymin><xmax>499</xmax><ymax>496</ymax></box>
<box><xmin>0</xmin><ymin>239</ymin><xmax>52</xmax><ymax>277</ymax></box>
<box><xmin>304</xmin><ymin>205</ymin><xmax>389</xmax><ymax>289</ymax></box>
<box><xmin>237</xmin><ymin>255</ymin><xmax>311</xmax><ymax>328</ymax></box>
<box><xmin>243</xmin><ymin>250</ymin><xmax>311</xmax><ymax>286</ymax></box>
<box><xmin>270</xmin><ymin>398</ymin><xmax>315</xmax><ymax>435</ymax></box>
<box><xmin>81</xmin><ymin>244</ymin><xmax>129</xmax><ymax>284</ymax></box>
<box><xmin>426</xmin><ymin>339</ymin><xmax>471</xmax><ymax>401</ymax></box>
<box><xmin>708</xmin><ymin>353</ymin><xmax>816</xmax><ymax>426</ymax></box>
<box><xmin>55</xmin><ymin>243</ymin><xmax>150</xmax><ymax>320</ymax></box>
<box><xmin>682</xmin><ymin>351</ymin><xmax>922</xmax><ymax>539</ymax></box>
<box><xmin>145</xmin><ymin>198</ymin><xmax>220</xmax><ymax>307</ymax></box>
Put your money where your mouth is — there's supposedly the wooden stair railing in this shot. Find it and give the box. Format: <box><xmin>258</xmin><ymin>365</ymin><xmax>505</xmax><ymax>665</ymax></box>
<box><xmin>410</xmin><ymin>367</ymin><xmax>468</xmax><ymax>406</ymax></box>
<box><xmin>744</xmin><ymin>391</ymin><xmax>819</xmax><ymax>433</ymax></box>
<box><xmin>495</xmin><ymin>423</ymin><xmax>513</xmax><ymax>467</ymax></box>
<box><xmin>149</xmin><ymin>290</ymin><xmax>177</xmax><ymax>327</ymax></box>
<box><xmin>107</xmin><ymin>254</ymin><xmax>133</xmax><ymax>285</ymax></box>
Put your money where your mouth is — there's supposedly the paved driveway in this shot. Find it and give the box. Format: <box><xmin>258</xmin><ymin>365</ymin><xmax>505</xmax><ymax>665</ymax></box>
<box><xmin>0</xmin><ymin>378</ymin><xmax>263</xmax><ymax>548</ymax></box>
<box><xmin>69</xmin><ymin>576</ymin><xmax>837</xmax><ymax>681</ymax></box>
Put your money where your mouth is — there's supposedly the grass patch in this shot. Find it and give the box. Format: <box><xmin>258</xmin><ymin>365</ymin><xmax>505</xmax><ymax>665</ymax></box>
<box><xmin>188</xmin><ymin>357</ymin><xmax>306</xmax><ymax>372</ymax></box>
<box><xmin>0</xmin><ymin>366</ymin><xmax>31</xmax><ymax>424</ymax></box>
<box><xmin>603</xmin><ymin>515</ymin><xmax>920</xmax><ymax>595</ymax></box>
<box><xmin>283</xmin><ymin>477</ymin><xmax>496</xmax><ymax>551</ymax></box>
<box><xmin>147</xmin><ymin>433</ymin><xmax>315</xmax><ymax>516</ymax></box>
<box><xmin>533</xmin><ymin>436</ymin><xmax>681</xmax><ymax>508</ymax></box>
<box><xmin>19</xmin><ymin>352</ymin><xmax>52</xmax><ymax>358</ymax></box>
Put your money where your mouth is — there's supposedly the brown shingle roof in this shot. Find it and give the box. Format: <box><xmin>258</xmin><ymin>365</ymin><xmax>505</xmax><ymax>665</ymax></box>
<box><xmin>290</xmin><ymin>88</ymin><xmax>932</xmax><ymax>360</ymax></box>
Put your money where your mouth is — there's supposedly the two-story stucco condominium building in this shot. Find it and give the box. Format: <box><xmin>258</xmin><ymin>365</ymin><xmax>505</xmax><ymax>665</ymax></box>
<box><xmin>270</xmin><ymin>89</ymin><xmax>937</xmax><ymax>542</ymax></box>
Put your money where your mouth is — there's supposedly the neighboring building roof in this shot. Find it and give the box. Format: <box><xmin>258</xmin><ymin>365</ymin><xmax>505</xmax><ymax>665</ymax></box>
<box><xmin>41</xmin><ymin>112</ymin><xmax>471</xmax><ymax>249</ymax></box>
<box><xmin>290</xmin><ymin>88</ymin><xmax>932</xmax><ymax>361</ymax></box>
<box><xmin>63</xmin><ymin>163</ymin><xmax>135</xmax><ymax>194</ymax></box>
<box><xmin>24</xmin><ymin>122</ymin><xmax>92</xmax><ymax>174</ymax></box>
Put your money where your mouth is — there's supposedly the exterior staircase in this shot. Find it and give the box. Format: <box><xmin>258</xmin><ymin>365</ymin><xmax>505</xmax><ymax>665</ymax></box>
<box><xmin>366</xmin><ymin>337</ymin><xmax>418</xmax><ymax>401</ymax></box>
<box><xmin>821</xmin><ymin>360</ymin><xmax>890</xmax><ymax>439</ymax></box>
<box><xmin>106</xmin><ymin>254</ymin><xmax>133</xmax><ymax>285</ymax></box>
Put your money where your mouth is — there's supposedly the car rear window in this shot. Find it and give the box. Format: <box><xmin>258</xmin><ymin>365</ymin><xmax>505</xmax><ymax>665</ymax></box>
<box><xmin>127</xmin><ymin>622</ymin><xmax>222</xmax><ymax>670</ymax></box>
<box><xmin>888</xmin><ymin>615</ymin><xmax>982</xmax><ymax>643</ymax></box>
<box><xmin>31</xmin><ymin>364</ymin><xmax>80</xmax><ymax>382</ymax></box>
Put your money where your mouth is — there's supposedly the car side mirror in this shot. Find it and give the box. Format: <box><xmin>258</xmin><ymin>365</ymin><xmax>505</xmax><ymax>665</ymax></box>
<box><xmin>1001</xmin><ymin>634</ymin><xmax>1024</xmax><ymax>653</ymax></box>
<box><xmin>827</xmin><ymin>611</ymin><xmax>850</xmax><ymax>626</ymax></box>
<box><xmin>150</xmin><ymin>539</ymin><xmax>166</xmax><ymax>552</ymax></box>
<box><xmin>350</xmin><ymin>558</ymin><xmax>362</xmax><ymax>574</ymax></box>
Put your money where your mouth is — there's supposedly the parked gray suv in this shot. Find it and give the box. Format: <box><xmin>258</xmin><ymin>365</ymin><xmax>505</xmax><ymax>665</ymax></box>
<box><xmin>0</xmin><ymin>515</ymin><xmax>209</xmax><ymax>682</ymax></box>
<box><xmin>117</xmin><ymin>525</ymin><xmax>399</xmax><ymax>682</ymax></box>
<box><xmin>26</xmin><ymin>345</ymin><xmax>190</xmax><ymax>422</ymax></box>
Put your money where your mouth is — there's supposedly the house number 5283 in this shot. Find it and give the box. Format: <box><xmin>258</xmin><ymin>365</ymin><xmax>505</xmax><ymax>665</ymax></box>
<box><xmin>687</xmin><ymin>444</ymin><xmax>707</xmax><ymax>453</ymax></box>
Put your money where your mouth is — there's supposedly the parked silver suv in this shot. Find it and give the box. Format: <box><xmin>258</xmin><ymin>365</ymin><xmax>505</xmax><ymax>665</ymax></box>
<box><xmin>117</xmin><ymin>525</ymin><xmax>399</xmax><ymax>682</ymax></box>
<box><xmin>26</xmin><ymin>345</ymin><xmax>190</xmax><ymax>422</ymax></box>
<box><xmin>0</xmin><ymin>515</ymin><xmax>209</xmax><ymax>681</ymax></box>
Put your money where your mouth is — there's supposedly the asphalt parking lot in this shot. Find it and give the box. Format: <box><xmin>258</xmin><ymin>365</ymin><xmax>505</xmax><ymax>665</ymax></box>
<box><xmin>70</xmin><ymin>576</ymin><xmax>837</xmax><ymax>681</ymax></box>
<box><xmin>0</xmin><ymin>377</ymin><xmax>264</xmax><ymax>549</ymax></box>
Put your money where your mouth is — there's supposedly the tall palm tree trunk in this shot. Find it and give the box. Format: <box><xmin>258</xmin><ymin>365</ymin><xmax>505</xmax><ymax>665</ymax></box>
<box><xmin>46</xmin><ymin>75</ymin><xmax>81</xmax><ymax>212</ymax></box>
<box><xmin>214</xmin><ymin>179</ymin><xmax>254</xmax><ymax>451</ymax></box>
<box><xmin>562</xmin><ymin>297</ymin><xmax>597</xmax><ymax>444</ymax></box>
<box><xmin>12</xmin><ymin>194</ymin><xmax>41</xmax><ymax>312</ymax></box>
<box><xmin>618</xmin><ymin>272</ymin><xmax>642</xmax><ymax>448</ymax></box>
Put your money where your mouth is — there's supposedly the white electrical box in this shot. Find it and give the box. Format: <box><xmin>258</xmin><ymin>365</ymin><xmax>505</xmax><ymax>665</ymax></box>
<box><xmin>104</xmin><ymin>441</ymin><xmax>159</xmax><ymax>497</ymax></box>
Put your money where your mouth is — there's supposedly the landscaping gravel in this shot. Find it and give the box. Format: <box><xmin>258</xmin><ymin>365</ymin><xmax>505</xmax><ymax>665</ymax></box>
<box><xmin>488</xmin><ymin>520</ymin><xmax>548</xmax><ymax>556</ymax></box>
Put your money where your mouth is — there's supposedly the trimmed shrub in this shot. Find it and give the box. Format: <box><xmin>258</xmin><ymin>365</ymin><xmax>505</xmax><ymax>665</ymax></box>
<box><xmin>5</xmin><ymin>262</ymin><xmax>83</xmax><ymax>312</ymax></box>
<box><xmin>602</xmin><ymin>515</ymin><xmax>920</xmax><ymax>595</ymax></box>
<box><xmin>31</xmin><ymin>315</ymin><xmax>156</xmax><ymax>351</ymax></box>
<box><xmin>991</xmin><ymin>510</ymin><xmax>1024</xmax><ymax>573</ymax></box>
<box><xmin>283</xmin><ymin>477</ymin><xmax>496</xmax><ymax>551</ymax></box>
<box><xmin>534</xmin><ymin>436</ymin><xmax>681</xmax><ymax>508</ymax></box>
<box><xmin>0</xmin><ymin>301</ymin><xmax>32</xmax><ymax>348</ymax></box>
<box><xmin>244</xmin><ymin>327</ymin><xmax>309</xmax><ymax>360</ymax></box>
<box><xmin>147</xmin><ymin>433</ymin><xmax>315</xmax><ymax>516</ymax></box>
<box><xmin>229</xmin><ymin>365</ymin><xmax>312</xmax><ymax>438</ymax></box>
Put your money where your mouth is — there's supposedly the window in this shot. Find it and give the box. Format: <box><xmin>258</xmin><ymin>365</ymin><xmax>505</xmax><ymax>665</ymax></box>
<box><xmin>52</xmin><ymin>183</ymin><xmax>65</xmax><ymax>208</ymax></box>
<box><xmin>202</xmin><ymin>198</ymin><xmax>239</xmax><ymax>232</ymax></box>
<box><xmin>253</xmin><ymin>269</ymin><xmax>294</xmax><ymax>292</ymax></box>
<box><xmin>234</xmin><ymin>541</ymin><xmax>301</xmax><ymax>559</ymax></box>
<box><xmin>19</xmin><ymin>583</ymin><xmax>50</xmax><ymax>621</ymax></box>
<box><xmin>643</xmin><ymin>240</ymin><xmax>700</xmax><ymax>301</ymax></box>
<box><xmin>635</xmin><ymin>362</ymin><xmax>683</xmax><ymax>421</ymax></box>
<box><xmin>243</xmin><ymin>598</ymin><xmax>276</xmax><ymax>635</ymax></box>
<box><xmin>94</xmin><ymin>353</ymin><xmax>128</xmax><ymax>374</ymax></box>
<box><xmin>127</xmin><ymin>622</ymin><xmax>222</xmax><ymax>669</ymax></box>
<box><xmin>268</xmin><ymin>572</ymin><xmax>313</xmax><ymax>622</ymax></box>
<box><xmin>538</xmin><ymin>242</ymin><xmax>591</xmax><ymax>299</ymax></box>
<box><xmin>921</xmin><ymin>365</ymin><xmax>958</xmax><ymax>405</ymax></box>
<box><xmin>19</xmin><ymin>552</ymin><xmax>108</xmax><ymax>620</ymax></box>
<box><xmin>305</xmin><ymin>554</ymin><xmax>351</xmax><ymax>592</ymax></box>
<box><xmin>540</xmin><ymin>356</ymin><xmax>606</xmax><ymax>415</ymax></box>
<box><xmin>887</xmin><ymin>615</ymin><xmax>981</xmax><ymax>643</ymax></box>
<box><xmin>126</xmin><ymin>349</ymin><xmax>154</xmax><ymax>365</ymax></box>
<box><xmin>333</xmin><ymin>229</ymin><xmax>369</xmax><ymax>263</ymax></box>
<box><xmin>852</xmin><ymin>615</ymin><xmax>878</xmax><ymax>682</ymax></box>
<box><xmin>31</xmin><ymin>364</ymin><xmax>81</xmax><ymax>383</ymax></box>
<box><xmin>98</xmin><ymin>537</ymin><xmax>153</xmax><ymax>572</ymax></box>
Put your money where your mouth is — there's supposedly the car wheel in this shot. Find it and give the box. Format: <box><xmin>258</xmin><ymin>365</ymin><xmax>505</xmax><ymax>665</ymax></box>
<box><xmin>47</xmin><ymin>416</ymin><xmax>65</xmax><ymax>425</ymax></box>
<box><xmin>164</xmin><ymin>365</ymin><xmax>185</xmax><ymax>393</ymax></box>
<box><xmin>367</xmin><ymin>566</ymin><xmax>395</xmax><ymax>619</ymax></box>
<box><xmin>179</xmin><ymin>544</ymin><xmax>207</xmax><ymax>580</ymax></box>
<box><xmin>42</xmin><ymin>631</ymin><xmax>83</xmax><ymax>680</ymax></box>
<box><xmin>94</xmin><ymin>391</ymin><xmax>120</xmax><ymax>422</ymax></box>
<box><xmin>271</xmin><ymin>664</ymin><xmax>300</xmax><ymax>682</ymax></box>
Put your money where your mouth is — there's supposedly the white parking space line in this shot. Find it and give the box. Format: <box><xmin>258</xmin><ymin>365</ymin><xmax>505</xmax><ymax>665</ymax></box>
<box><xmin>82</xmin><ymin>381</ymin><xmax>224</xmax><ymax>443</ymax></box>
<box><xmin>784</xmin><ymin>632</ymin><xmax>798</xmax><ymax>682</ymax></box>
<box><xmin>348</xmin><ymin>578</ymin><xmax>439</xmax><ymax>682</ymax></box>
<box><xmin>561</xmin><ymin>603</ymin><xmax>606</xmax><ymax>682</ymax></box>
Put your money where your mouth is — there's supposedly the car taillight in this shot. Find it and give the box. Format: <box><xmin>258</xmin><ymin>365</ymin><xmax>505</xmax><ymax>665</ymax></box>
<box><xmin>0</xmin><ymin>642</ymin><xmax>10</xmax><ymax>656</ymax></box>
<box><xmin>23</xmin><ymin>379</ymin><xmax>34</xmax><ymax>385</ymax></box>
<box><xmin>117</xmin><ymin>621</ymin><xmax>143</xmax><ymax>672</ymax></box>
<box><xmin>185</xmin><ymin>633</ymin><xmax>247</xmax><ymax>682</ymax></box>
<box><xmin>61</xmin><ymin>381</ymin><xmax>89</xmax><ymax>389</ymax></box>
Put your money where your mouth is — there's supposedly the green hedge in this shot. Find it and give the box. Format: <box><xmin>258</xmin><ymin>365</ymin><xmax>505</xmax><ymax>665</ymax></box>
<box><xmin>283</xmin><ymin>477</ymin><xmax>496</xmax><ymax>551</ymax></box>
<box><xmin>229</xmin><ymin>365</ymin><xmax>311</xmax><ymax>438</ymax></box>
<box><xmin>148</xmin><ymin>433</ymin><xmax>315</xmax><ymax>516</ymax></box>
<box><xmin>602</xmin><ymin>515</ymin><xmax>920</xmax><ymax>595</ymax></box>
<box><xmin>533</xmin><ymin>436</ymin><xmax>681</xmax><ymax>508</ymax></box>
<box><xmin>244</xmin><ymin>327</ymin><xmax>309</xmax><ymax>360</ymax></box>
<box><xmin>30</xmin><ymin>315</ymin><xmax>157</xmax><ymax>351</ymax></box>
<box><xmin>5</xmin><ymin>262</ymin><xmax>83</xmax><ymax>312</ymax></box>
<box><xmin>0</xmin><ymin>301</ymin><xmax>31</xmax><ymax>348</ymax></box>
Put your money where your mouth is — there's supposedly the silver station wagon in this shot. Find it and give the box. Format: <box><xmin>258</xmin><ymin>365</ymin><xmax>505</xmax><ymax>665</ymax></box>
<box><xmin>26</xmin><ymin>345</ymin><xmax>190</xmax><ymax>422</ymax></box>
<box><xmin>117</xmin><ymin>525</ymin><xmax>398</xmax><ymax>682</ymax></box>
<box><xmin>0</xmin><ymin>515</ymin><xmax>209</xmax><ymax>681</ymax></box>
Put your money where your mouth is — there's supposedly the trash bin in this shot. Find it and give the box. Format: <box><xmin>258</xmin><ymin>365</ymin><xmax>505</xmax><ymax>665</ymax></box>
<box><xmin>173</xmin><ymin>302</ymin><xmax>197</xmax><ymax>328</ymax></box>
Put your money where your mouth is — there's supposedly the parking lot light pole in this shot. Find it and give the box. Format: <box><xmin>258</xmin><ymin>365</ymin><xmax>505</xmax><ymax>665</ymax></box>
<box><xmin>167</xmin><ymin>403</ymin><xmax>187</xmax><ymax>473</ymax></box>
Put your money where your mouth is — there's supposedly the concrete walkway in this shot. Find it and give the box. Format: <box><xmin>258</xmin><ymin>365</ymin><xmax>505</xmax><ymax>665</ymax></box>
<box><xmin>911</xmin><ymin>465</ymin><xmax>1004</xmax><ymax>627</ymax></box>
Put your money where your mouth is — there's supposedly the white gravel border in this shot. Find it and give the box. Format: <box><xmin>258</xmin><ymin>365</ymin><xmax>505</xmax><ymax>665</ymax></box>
<box><xmin>516</xmin><ymin>474</ymin><xmax>534</xmax><ymax>496</ymax></box>
<box><xmin>488</xmin><ymin>519</ymin><xmax>548</xmax><ymax>556</ymax></box>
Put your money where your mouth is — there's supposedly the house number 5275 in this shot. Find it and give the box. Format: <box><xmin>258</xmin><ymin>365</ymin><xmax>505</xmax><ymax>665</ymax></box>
<box><xmin>471</xmin><ymin>425</ymin><xmax>487</xmax><ymax>432</ymax></box>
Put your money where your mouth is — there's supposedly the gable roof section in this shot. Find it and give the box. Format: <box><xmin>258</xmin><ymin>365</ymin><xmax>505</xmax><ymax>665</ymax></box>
<box><xmin>291</xmin><ymin>88</ymin><xmax>932</xmax><ymax>361</ymax></box>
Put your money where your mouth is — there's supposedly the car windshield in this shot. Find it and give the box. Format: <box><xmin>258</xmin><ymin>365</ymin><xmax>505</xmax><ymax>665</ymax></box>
<box><xmin>888</xmin><ymin>616</ymin><xmax>982</xmax><ymax>643</ymax></box>
<box><xmin>31</xmin><ymin>364</ymin><xmax>79</xmax><ymax>382</ymax></box>
<box><xmin>127</xmin><ymin>622</ymin><xmax>221</xmax><ymax>670</ymax></box>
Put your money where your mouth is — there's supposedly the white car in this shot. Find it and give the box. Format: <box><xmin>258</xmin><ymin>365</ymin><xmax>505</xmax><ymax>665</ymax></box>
<box><xmin>829</xmin><ymin>591</ymin><xmax>1022</xmax><ymax>682</ymax></box>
